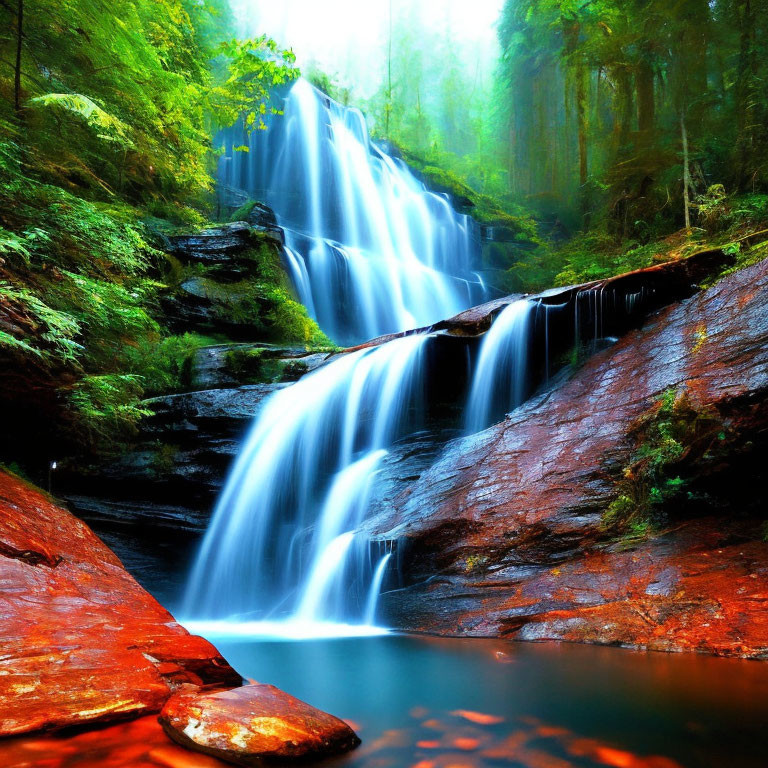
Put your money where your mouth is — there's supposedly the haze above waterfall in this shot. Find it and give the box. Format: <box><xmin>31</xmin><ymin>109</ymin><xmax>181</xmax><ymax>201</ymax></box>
<box><xmin>228</xmin><ymin>0</ymin><xmax>503</xmax><ymax>99</ymax></box>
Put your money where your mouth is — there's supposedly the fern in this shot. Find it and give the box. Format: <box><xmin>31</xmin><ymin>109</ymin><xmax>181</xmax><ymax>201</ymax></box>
<box><xmin>30</xmin><ymin>93</ymin><xmax>133</xmax><ymax>147</ymax></box>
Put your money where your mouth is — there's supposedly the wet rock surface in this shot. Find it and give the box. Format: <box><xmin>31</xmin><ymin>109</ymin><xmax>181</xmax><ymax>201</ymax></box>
<box><xmin>61</xmin><ymin>382</ymin><xmax>283</xmax><ymax>606</ymax></box>
<box><xmin>376</xmin><ymin>256</ymin><xmax>768</xmax><ymax>657</ymax></box>
<box><xmin>0</xmin><ymin>469</ymin><xmax>363</xmax><ymax>764</ymax></box>
<box><xmin>0</xmin><ymin>469</ymin><xmax>241</xmax><ymax>737</ymax></box>
<box><xmin>160</xmin><ymin>684</ymin><xmax>360</xmax><ymax>765</ymax></box>
<box><xmin>169</xmin><ymin>221</ymin><xmax>281</xmax><ymax>264</ymax></box>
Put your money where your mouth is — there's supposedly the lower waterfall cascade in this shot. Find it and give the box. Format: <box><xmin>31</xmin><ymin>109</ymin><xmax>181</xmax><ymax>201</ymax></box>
<box><xmin>183</xmin><ymin>335</ymin><xmax>428</xmax><ymax>634</ymax></box>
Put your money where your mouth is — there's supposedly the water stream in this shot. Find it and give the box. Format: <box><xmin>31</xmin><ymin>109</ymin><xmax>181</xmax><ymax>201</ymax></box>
<box><xmin>185</xmin><ymin>78</ymin><xmax>497</xmax><ymax>635</ymax></box>
<box><xmin>218</xmin><ymin>79</ymin><xmax>485</xmax><ymax>346</ymax></box>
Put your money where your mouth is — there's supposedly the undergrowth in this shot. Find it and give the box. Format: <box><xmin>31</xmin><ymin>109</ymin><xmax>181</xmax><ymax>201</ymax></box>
<box><xmin>602</xmin><ymin>388</ymin><xmax>727</xmax><ymax>538</ymax></box>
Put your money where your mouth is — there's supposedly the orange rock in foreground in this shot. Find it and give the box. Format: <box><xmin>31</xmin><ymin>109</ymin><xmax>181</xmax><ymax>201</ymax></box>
<box><xmin>0</xmin><ymin>469</ymin><xmax>242</xmax><ymax>737</ymax></box>
<box><xmin>160</xmin><ymin>684</ymin><xmax>361</xmax><ymax>766</ymax></box>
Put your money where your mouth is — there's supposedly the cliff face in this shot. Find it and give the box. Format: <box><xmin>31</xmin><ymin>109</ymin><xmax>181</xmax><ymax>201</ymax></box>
<box><xmin>376</xmin><ymin>257</ymin><xmax>768</xmax><ymax>658</ymax></box>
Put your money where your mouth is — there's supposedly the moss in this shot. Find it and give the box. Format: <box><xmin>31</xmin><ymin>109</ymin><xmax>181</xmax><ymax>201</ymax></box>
<box><xmin>150</xmin><ymin>442</ymin><xmax>181</xmax><ymax>477</ymax></box>
<box><xmin>225</xmin><ymin>347</ymin><xmax>268</xmax><ymax>382</ymax></box>
<box><xmin>464</xmin><ymin>554</ymin><xmax>488</xmax><ymax>574</ymax></box>
<box><xmin>124</xmin><ymin>332</ymin><xmax>217</xmax><ymax>396</ymax></box>
<box><xmin>602</xmin><ymin>388</ymin><xmax>726</xmax><ymax>537</ymax></box>
<box><xmin>395</xmin><ymin>143</ymin><xmax>541</xmax><ymax>239</ymax></box>
<box><xmin>228</xmin><ymin>200</ymin><xmax>257</xmax><ymax>223</ymax></box>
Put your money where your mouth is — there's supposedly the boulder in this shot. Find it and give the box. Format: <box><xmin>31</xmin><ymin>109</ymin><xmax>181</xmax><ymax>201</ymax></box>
<box><xmin>190</xmin><ymin>344</ymin><xmax>330</xmax><ymax>390</ymax></box>
<box><xmin>169</xmin><ymin>222</ymin><xmax>275</xmax><ymax>264</ymax></box>
<box><xmin>375</xmin><ymin>256</ymin><xmax>768</xmax><ymax>657</ymax></box>
<box><xmin>160</xmin><ymin>684</ymin><xmax>360</xmax><ymax>766</ymax></box>
<box><xmin>243</xmin><ymin>201</ymin><xmax>284</xmax><ymax>245</ymax></box>
<box><xmin>0</xmin><ymin>469</ymin><xmax>241</xmax><ymax>737</ymax></box>
<box><xmin>0</xmin><ymin>470</ymin><xmax>362</xmax><ymax>764</ymax></box>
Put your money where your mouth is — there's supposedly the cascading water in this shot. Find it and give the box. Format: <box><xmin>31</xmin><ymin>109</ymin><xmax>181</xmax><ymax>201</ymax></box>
<box><xmin>183</xmin><ymin>335</ymin><xmax>427</xmax><ymax>634</ymax></box>
<box><xmin>465</xmin><ymin>300</ymin><xmax>535</xmax><ymax>433</ymax></box>
<box><xmin>218</xmin><ymin>78</ymin><xmax>485</xmax><ymax>345</ymax></box>
<box><xmin>183</xmin><ymin>78</ymin><xmax>490</xmax><ymax>636</ymax></box>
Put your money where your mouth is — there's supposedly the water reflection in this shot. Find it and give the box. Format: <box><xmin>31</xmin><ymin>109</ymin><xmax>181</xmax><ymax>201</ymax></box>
<box><xmin>2</xmin><ymin>637</ymin><xmax>767</xmax><ymax>768</ymax></box>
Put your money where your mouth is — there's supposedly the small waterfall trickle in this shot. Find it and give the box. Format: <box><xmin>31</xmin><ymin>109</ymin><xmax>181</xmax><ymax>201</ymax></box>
<box><xmin>183</xmin><ymin>335</ymin><xmax>427</xmax><ymax>633</ymax></box>
<box><xmin>465</xmin><ymin>300</ymin><xmax>535</xmax><ymax>433</ymax></box>
<box><xmin>364</xmin><ymin>551</ymin><xmax>392</xmax><ymax>625</ymax></box>
<box><xmin>218</xmin><ymin>78</ymin><xmax>485</xmax><ymax>345</ymax></box>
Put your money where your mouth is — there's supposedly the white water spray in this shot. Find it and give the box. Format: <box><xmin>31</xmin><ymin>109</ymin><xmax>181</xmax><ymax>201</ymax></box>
<box><xmin>465</xmin><ymin>300</ymin><xmax>534</xmax><ymax>433</ymax></box>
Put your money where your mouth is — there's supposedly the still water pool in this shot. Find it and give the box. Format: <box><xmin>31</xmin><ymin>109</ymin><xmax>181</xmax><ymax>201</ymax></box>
<box><xmin>212</xmin><ymin>634</ymin><xmax>768</xmax><ymax>768</ymax></box>
<box><xmin>3</xmin><ymin>634</ymin><xmax>767</xmax><ymax>768</ymax></box>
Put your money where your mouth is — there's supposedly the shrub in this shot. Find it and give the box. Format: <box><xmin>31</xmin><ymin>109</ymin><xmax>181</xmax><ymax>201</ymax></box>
<box><xmin>69</xmin><ymin>374</ymin><xmax>152</xmax><ymax>451</ymax></box>
<box><xmin>602</xmin><ymin>388</ymin><xmax>726</xmax><ymax>536</ymax></box>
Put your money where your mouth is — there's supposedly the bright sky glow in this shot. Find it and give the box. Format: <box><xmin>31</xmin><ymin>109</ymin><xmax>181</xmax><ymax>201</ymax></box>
<box><xmin>230</xmin><ymin>0</ymin><xmax>504</xmax><ymax>97</ymax></box>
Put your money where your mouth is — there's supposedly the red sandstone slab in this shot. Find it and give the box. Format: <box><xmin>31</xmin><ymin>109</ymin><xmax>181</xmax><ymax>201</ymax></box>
<box><xmin>0</xmin><ymin>470</ymin><xmax>241</xmax><ymax>736</ymax></box>
<box><xmin>159</xmin><ymin>684</ymin><xmax>361</xmax><ymax>766</ymax></box>
<box><xmin>376</xmin><ymin>257</ymin><xmax>768</xmax><ymax>656</ymax></box>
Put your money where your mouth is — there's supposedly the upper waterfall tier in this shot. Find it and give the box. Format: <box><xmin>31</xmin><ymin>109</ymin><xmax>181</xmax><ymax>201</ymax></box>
<box><xmin>217</xmin><ymin>79</ymin><xmax>485</xmax><ymax>345</ymax></box>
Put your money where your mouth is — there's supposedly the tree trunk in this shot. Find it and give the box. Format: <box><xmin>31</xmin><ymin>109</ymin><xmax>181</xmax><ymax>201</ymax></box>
<box><xmin>735</xmin><ymin>0</ymin><xmax>757</xmax><ymax>188</ymax></box>
<box><xmin>681</xmin><ymin>113</ymin><xmax>692</xmax><ymax>229</ymax></box>
<box><xmin>14</xmin><ymin>0</ymin><xmax>23</xmax><ymax>116</ymax></box>
<box><xmin>636</xmin><ymin>58</ymin><xmax>655</xmax><ymax>137</ymax></box>
<box><xmin>576</xmin><ymin>68</ymin><xmax>589</xmax><ymax>226</ymax></box>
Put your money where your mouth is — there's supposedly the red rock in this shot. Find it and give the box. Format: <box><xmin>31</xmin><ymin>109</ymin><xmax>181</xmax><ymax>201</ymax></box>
<box><xmin>376</xmin><ymin>257</ymin><xmax>768</xmax><ymax>657</ymax></box>
<box><xmin>159</xmin><ymin>684</ymin><xmax>361</xmax><ymax>765</ymax></box>
<box><xmin>0</xmin><ymin>470</ymin><xmax>241</xmax><ymax>736</ymax></box>
<box><xmin>0</xmin><ymin>714</ymin><xmax>232</xmax><ymax>768</ymax></box>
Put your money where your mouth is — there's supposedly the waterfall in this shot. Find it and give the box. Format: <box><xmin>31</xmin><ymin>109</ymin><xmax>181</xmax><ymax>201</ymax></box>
<box><xmin>218</xmin><ymin>79</ymin><xmax>484</xmax><ymax>346</ymax></box>
<box><xmin>185</xmin><ymin>80</ymin><xmax>492</xmax><ymax>637</ymax></box>
<box><xmin>183</xmin><ymin>335</ymin><xmax>427</xmax><ymax>633</ymax></box>
<box><xmin>465</xmin><ymin>300</ymin><xmax>535</xmax><ymax>433</ymax></box>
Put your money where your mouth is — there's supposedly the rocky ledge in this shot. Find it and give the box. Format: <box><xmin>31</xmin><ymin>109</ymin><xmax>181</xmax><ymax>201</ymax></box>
<box><xmin>0</xmin><ymin>470</ymin><xmax>359</xmax><ymax>762</ymax></box>
<box><xmin>375</xmin><ymin>256</ymin><xmax>768</xmax><ymax>658</ymax></box>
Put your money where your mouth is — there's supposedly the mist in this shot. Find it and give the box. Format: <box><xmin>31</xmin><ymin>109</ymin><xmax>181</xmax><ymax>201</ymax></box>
<box><xmin>230</xmin><ymin>1</ymin><xmax>502</xmax><ymax>95</ymax></box>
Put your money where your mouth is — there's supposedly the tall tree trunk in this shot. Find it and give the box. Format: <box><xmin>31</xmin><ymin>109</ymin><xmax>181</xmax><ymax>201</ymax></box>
<box><xmin>735</xmin><ymin>0</ymin><xmax>757</xmax><ymax>188</ymax></box>
<box><xmin>681</xmin><ymin>113</ymin><xmax>692</xmax><ymax>229</ymax></box>
<box><xmin>636</xmin><ymin>58</ymin><xmax>655</xmax><ymax>137</ymax></box>
<box><xmin>613</xmin><ymin>67</ymin><xmax>633</xmax><ymax>152</ymax></box>
<box><xmin>14</xmin><ymin>0</ymin><xmax>23</xmax><ymax>116</ymax></box>
<box><xmin>576</xmin><ymin>68</ymin><xmax>589</xmax><ymax>226</ymax></box>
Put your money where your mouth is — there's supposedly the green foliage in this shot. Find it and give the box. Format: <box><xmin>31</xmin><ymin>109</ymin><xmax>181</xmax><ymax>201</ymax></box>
<box><xmin>207</xmin><ymin>37</ymin><xmax>299</xmax><ymax>133</ymax></box>
<box><xmin>603</xmin><ymin>389</ymin><xmax>726</xmax><ymax>536</ymax></box>
<box><xmin>228</xmin><ymin>200</ymin><xmax>258</xmax><ymax>223</ymax></box>
<box><xmin>496</xmin><ymin>0</ymin><xmax>768</xmax><ymax>244</ymax></box>
<box><xmin>30</xmin><ymin>94</ymin><xmax>132</xmax><ymax>147</ymax></box>
<box><xmin>124</xmin><ymin>332</ymin><xmax>217</xmax><ymax>395</ymax></box>
<box><xmin>69</xmin><ymin>374</ymin><xmax>152</xmax><ymax>449</ymax></box>
<box><xmin>262</xmin><ymin>287</ymin><xmax>332</xmax><ymax>347</ymax></box>
<box><xmin>0</xmin><ymin>2</ymin><xmax>302</xmax><ymax>456</ymax></box>
<box><xmin>0</xmin><ymin>0</ymin><xmax>297</xmax><ymax>202</ymax></box>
